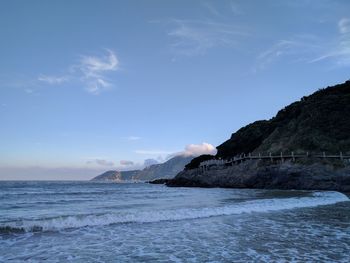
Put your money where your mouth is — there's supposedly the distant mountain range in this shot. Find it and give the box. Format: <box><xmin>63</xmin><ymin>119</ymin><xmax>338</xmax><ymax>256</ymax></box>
<box><xmin>90</xmin><ymin>170</ymin><xmax>140</xmax><ymax>182</ymax></box>
<box><xmin>90</xmin><ymin>155</ymin><xmax>193</xmax><ymax>182</ymax></box>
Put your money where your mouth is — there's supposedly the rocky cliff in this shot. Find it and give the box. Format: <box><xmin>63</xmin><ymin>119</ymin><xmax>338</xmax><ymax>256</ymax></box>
<box><xmin>169</xmin><ymin>80</ymin><xmax>350</xmax><ymax>191</ymax></box>
<box><xmin>168</xmin><ymin>160</ymin><xmax>350</xmax><ymax>192</ymax></box>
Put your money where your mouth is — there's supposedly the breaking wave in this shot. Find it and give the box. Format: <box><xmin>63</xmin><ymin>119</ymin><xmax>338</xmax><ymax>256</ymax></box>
<box><xmin>1</xmin><ymin>191</ymin><xmax>348</xmax><ymax>234</ymax></box>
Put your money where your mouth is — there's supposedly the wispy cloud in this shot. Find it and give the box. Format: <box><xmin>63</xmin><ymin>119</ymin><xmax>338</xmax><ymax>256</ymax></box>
<box><xmin>310</xmin><ymin>18</ymin><xmax>350</xmax><ymax>66</ymax></box>
<box><xmin>120</xmin><ymin>160</ymin><xmax>134</xmax><ymax>166</ymax></box>
<box><xmin>257</xmin><ymin>40</ymin><xmax>295</xmax><ymax>69</ymax></box>
<box><xmin>338</xmin><ymin>18</ymin><xmax>350</xmax><ymax>34</ymax></box>
<box><xmin>165</xmin><ymin>19</ymin><xmax>249</xmax><ymax>56</ymax></box>
<box><xmin>77</xmin><ymin>49</ymin><xmax>119</xmax><ymax>94</ymax></box>
<box><xmin>255</xmin><ymin>37</ymin><xmax>320</xmax><ymax>70</ymax></box>
<box><xmin>35</xmin><ymin>49</ymin><xmax>119</xmax><ymax>95</ymax></box>
<box><xmin>257</xmin><ymin>18</ymin><xmax>350</xmax><ymax>70</ymax></box>
<box><xmin>86</xmin><ymin>159</ymin><xmax>115</xmax><ymax>167</ymax></box>
<box><xmin>38</xmin><ymin>74</ymin><xmax>69</xmax><ymax>85</ymax></box>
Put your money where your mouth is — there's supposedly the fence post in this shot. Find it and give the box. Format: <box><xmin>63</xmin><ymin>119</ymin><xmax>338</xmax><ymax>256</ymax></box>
<box><xmin>340</xmin><ymin>152</ymin><xmax>343</xmax><ymax>160</ymax></box>
<box><xmin>323</xmin><ymin>152</ymin><xmax>326</xmax><ymax>159</ymax></box>
<box><xmin>280</xmin><ymin>152</ymin><xmax>284</xmax><ymax>162</ymax></box>
<box><xmin>270</xmin><ymin>152</ymin><xmax>272</xmax><ymax>162</ymax></box>
<box><xmin>259</xmin><ymin>153</ymin><xmax>261</xmax><ymax>160</ymax></box>
<box><xmin>292</xmin><ymin>151</ymin><xmax>295</xmax><ymax>162</ymax></box>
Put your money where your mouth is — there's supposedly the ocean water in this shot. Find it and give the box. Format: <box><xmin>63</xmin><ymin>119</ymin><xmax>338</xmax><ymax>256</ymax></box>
<box><xmin>0</xmin><ymin>181</ymin><xmax>349</xmax><ymax>262</ymax></box>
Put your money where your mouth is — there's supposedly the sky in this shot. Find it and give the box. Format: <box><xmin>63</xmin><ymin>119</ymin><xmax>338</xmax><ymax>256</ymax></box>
<box><xmin>1</xmin><ymin>0</ymin><xmax>350</xmax><ymax>180</ymax></box>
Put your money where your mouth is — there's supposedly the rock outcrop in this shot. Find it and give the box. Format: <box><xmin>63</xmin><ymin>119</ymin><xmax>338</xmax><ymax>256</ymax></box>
<box><xmin>168</xmin><ymin>160</ymin><xmax>350</xmax><ymax>192</ymax></box>
<box><xmin>169</xmin><ymin>80</ymin><xmax>350</xmax><ymax>191</ymax></box>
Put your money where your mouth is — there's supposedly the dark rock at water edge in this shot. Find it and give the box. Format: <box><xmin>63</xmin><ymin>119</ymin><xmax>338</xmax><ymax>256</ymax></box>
<box><xmin>168</xmin><ymin>160</ymin><xmax>350</xmax><ymax>192</ymax></box>
<box><xmin>148</xmin><ymin>178</ymin><xmax>171</xmax><ymax>184</ymax></box>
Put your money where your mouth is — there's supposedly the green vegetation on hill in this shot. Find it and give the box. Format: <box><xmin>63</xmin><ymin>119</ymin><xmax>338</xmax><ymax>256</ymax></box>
<box><xmin>185</xmin><ymin>80</ymin><xmax>350</xmax><ymax>170</ymax></box>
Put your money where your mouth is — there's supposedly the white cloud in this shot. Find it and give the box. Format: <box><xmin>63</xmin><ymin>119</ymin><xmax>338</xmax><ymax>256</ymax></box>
<box><xmin>80</xmin><ymin>49</ymin><xmax>118</xmax><ymax>74</ymax></box>
<box><xmin>120</xmin><ymin>160</ymin><xmax>134</xmax><ymax>166</ymax></box>
<box><xmin>78</xmin><ymin>49</ymin><xmax>119</xmax><ymax>94</ymax></box>
<box><xmin>166</xmin><ymin>19</ymin><xmax>249</xmax><ymax>56</ymax></box>
<box><xmin>135</xmin><ymin>143</ymin><xmax>216</xmax><ymax>159</ymax></box>
<box><xmin>36</xmin><ymin>49</ymin><xmax>119</xmax><ymax>95</ymax></box>
<box><xmin>178</xmin><ymin>142</ymin><xmax>217</xmax><ymax>157</ymax></box>
<box><xmin>38</xmin><ymin>74</ymin><xmax>68</xmax><ymax>85</ymax></box>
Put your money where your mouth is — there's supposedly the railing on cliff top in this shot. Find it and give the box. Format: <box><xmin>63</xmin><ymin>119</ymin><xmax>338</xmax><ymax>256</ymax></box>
<box><xmin>199</xmin><ymin>152</ymin><xmax>350</xmax><ymax>170</ymax></box>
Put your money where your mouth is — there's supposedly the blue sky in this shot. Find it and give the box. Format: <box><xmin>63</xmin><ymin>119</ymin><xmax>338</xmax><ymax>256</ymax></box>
<box><xmin>1</xmin><ymin>0</ymin><xmax>350</xmax><ymax>180</ymax></box>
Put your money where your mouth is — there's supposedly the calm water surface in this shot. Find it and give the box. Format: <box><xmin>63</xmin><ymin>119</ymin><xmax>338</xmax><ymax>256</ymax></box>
<box><xmin>0</xmin><ymin>181</ymin><xmax>349</xmax><ymax>262</ymax></box>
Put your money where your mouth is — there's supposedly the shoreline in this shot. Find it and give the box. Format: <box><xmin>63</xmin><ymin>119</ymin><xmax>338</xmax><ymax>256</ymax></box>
<box><xmin>164</xmin><ymin>160</ymin><xmax>350</xmax><ymax>192</ymax></box>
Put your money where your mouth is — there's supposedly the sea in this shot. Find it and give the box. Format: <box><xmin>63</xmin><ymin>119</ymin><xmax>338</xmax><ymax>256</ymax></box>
<box><xmin>0</xmin><ymin>181</ymin><xmax>349</xmax><ymax>262</ymax></box>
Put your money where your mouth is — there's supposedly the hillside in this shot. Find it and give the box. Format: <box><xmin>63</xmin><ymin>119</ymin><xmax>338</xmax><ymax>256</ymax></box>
<box><xmin>90</xmin><ymin>170</ymin><xmax>139</xmax><ymax>182</ymax></box>
<box><xmin>169</xmin><ymin>80</ymin><xmax>350</xmax><ymax>191</ymax></box>
<box><xmin>186</xmin><ymin>80</ymin><xmax>350</xmax><ymax>170</ymax></box>
<box><xmin>91</xmin><ymin>155</ymin><xmax>192</xmax><ymax>182</ymax></box>
<box><xmin>133</xmin><ymin>156</ymin><xmax>193</xmax><ymax>181</ymax></box>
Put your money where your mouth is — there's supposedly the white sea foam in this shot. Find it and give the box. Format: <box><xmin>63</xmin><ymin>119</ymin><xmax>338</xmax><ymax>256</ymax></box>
<box><xmin>2</xmin><ymin>191</ymin><xmax>348</xmax><ymax>233</ymax></box>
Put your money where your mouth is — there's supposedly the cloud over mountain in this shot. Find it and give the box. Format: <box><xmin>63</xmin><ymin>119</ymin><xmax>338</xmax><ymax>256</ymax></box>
<box><xmin>120</xmin><ymin>160</ymin><xmax>134</xmax><ymax>166</ymax></box>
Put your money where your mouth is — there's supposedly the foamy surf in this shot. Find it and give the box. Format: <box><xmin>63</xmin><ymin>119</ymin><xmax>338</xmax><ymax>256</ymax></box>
<box><xmin>1</xmin><ymin>191</ymin><xmax>348</xmax><ymax>234</ymax></box>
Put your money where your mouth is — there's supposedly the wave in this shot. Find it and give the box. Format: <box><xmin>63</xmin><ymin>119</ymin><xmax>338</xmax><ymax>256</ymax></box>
<box><xmin>1</xmin><ymin>191</ymin><xmax>348</xmax><ymax>234</ymax></box>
